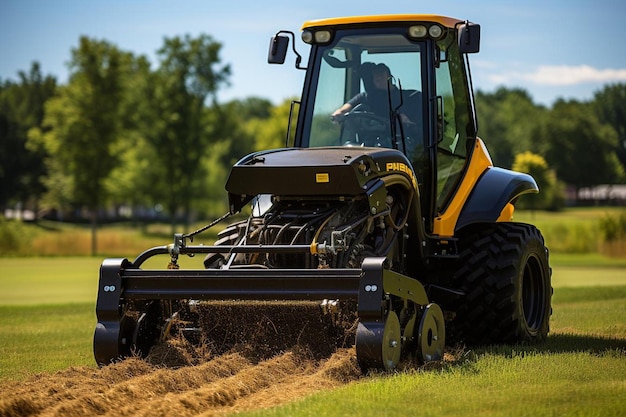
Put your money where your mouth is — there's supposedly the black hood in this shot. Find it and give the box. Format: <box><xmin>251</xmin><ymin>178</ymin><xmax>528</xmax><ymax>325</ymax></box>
<box><xmin>225</xmin><ymin>146</ymin><xmax>416</xmax><ymax>213</ymax></box>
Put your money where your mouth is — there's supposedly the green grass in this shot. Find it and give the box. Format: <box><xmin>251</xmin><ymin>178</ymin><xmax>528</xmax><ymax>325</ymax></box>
<box><xmin>0</xmin><ymin>255</ymin><xmax>207</xmax><ymax>306</ymax></box>
<box><xmin>514</xmin><ymin>207</ymin><xmax>626</xmax><ymax>255</ymax></box>
<box><xmin>244</xmin><ymin>349</ymin><xmax>625</xmax><ymax>417</ymax></box>
<box><xmin>0</xmin><ymin>257</ymin><xmax>101</xmax><ymax>305</ymax></box>
<box><xmin>514</xmin><ymin>206</ymin><xmax>625</xmax><ymax>224</ymax></box>
<box><xmin>550</xmin><ymin>252</ymin><xmax>626</xmax><ymax>267</ymax></box>
<box><xmin>0</xmin><ymin>228</ymin><xmax>625</xmax><ymax>415</ymax></box>
<box><xmin>0</xmin><ymin>258</ymin><xmax>102</xmax><ymax>379</ymax></box>
<box><xmin>0</xmin><ymin>303</ymin><xmax>95</xmax><ymax>380</ymax></box>
<box><xmin>0</xmin><ymin>218</ymin><xmax>222</xmax><ymax>257</ymax></box>
<box><xmin>240</xmin><ymin>284</ymin><xmax>626</xmax><ymax>417</ymax></box>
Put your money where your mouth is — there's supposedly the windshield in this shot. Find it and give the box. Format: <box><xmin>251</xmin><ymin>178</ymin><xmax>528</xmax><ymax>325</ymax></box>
<box><xmin>301</xmin><ymin>30</ymin><xmax>427</xmax><ymax>162</ymax></box>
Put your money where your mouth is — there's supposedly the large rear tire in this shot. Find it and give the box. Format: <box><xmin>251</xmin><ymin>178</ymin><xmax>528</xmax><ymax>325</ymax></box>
<box><xmin>451</xmin><ymin>222</ymin><xmax>552</xmax><ymax>345</ymax></box>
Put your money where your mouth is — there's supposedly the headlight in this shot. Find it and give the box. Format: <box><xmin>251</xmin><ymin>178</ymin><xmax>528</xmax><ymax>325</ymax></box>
<box><xmin>408</xmin><ymin>25</ymin><xmax>428</xmax><ymax>38</ymax></box>
<box><xmin>314</xmin><ymin>30</ymin><xmax>332</xmax><ymax>44</ymax></box>
<box><xmin>301</xmin><ymin>30</ymin><xmax>314</xmax><ymax>44</ymax></box>
<box><xmin>302</xmin><ymin>29</ymin><xmax>332</xmax><ymax>44</ymax></box>
<box><xmin>428</xmin><ymin>24</ymin><xmax>443</xmax><ymax>39</ymax></box>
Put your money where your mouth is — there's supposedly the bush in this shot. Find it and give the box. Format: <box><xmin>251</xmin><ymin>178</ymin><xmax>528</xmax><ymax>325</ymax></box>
<box><xmin>540</xmin><ymin>222</ymin><xmax>598</xmax><ymax>254</ymax></box>
<box><xmin>0</xmin><ymin>219</ymin><xmax>36</xmax><ymax>255</ymax></box>
<box><xmin>598</xmin><ymin>211</ymin><xmax>626</xmax><ymax>257</ymax></box>
<box><xmin>599</xmin><ymin>211</ymin><xmax>626</xmax><ymax>241</ymax></box>
<box><xmin>512</xmin><ymin>151</ymin><xmax>565</xmax><ymax>211</ymax></box>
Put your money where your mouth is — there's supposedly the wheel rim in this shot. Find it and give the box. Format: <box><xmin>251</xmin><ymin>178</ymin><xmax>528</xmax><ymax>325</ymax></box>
<box><xmin>381</xmin><ymin>311</ymin><xmax>402</xmax><ymax>370</ymax></box>
<box><xmin>522</xmin><ymin>255</ymin><xmax>546</xmax><ymax>333</ymax></box>
<box><xmin>417</xmin><ymin>303</ymin><xmax>445</xmax><ymax>363</ymax></box>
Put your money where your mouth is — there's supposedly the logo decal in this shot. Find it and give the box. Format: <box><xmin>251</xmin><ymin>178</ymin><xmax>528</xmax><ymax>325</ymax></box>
<box><xmin>386</xmin><ymin>162</ymin><xmax>418</xmax><ymax>190</ymax></box>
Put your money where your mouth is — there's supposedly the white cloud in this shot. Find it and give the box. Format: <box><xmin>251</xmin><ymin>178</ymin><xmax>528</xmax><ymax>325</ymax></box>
<box><xmin>527</xmin><ymin>65</ymin><xmax>626</xmax><ymax>85</ymax></box>
<box><xmin>487</xmin><ymin>65</ymin><xmax>626</xmax><ymax>86</ymax></box>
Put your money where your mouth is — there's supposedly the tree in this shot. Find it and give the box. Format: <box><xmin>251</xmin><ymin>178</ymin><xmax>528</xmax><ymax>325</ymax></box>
<box><xmin>475</xmin><ymin>88</ymin><xmax>546</xmax><ymax>168</ymax></box>
<box><xmin>534</xmin><ymin>99</ymin><xmax>624</xmax><ymax>197</ymax></box>
<box><xmin>143</xmin><ymin>34</ymin><xmax>231</xmax><ymax>231</ymax></box>
<box><xmin>245</xmin><ymin>98</ymin><xmax>299</xmax><ymax>152</ymax></box>
<box><xmin>103</xmin><ymin>55</ymin><xmax>162</xmax><ymax>224</ymax></box>
<box><xmin>512</xmin><ymin>151</ymin><xmax>563</xmax><ymax>210</ymax></box>
<box><xmin>593</xmin><ymin>83</ymin><xmax>626</xmax><ymax>172</ymax></box>
<box><xmin>211</xmin><ymin>97</ymin><xmax>272</xmax><ymax>168</ymax></box>
<box><xmin>29</xmin><ymin>37</ymin><xmax>131</xmax><ymax>254</ymax></box>
<box><xmin>0</xmin><ymin>63</ymin><xmax>56</xmax><ymax>212</ymax></box>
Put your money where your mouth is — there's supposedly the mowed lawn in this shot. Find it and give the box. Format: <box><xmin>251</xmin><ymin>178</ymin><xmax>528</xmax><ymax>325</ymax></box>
<box><xmin>0</xmin><ymin>256</ymin><xmax>207</xmax><ymax>379</ymax></box>
<box><xmin>0</xmin><ymin>254</ymin><xmax>625</xmax><ymax>416</ymax></box>
<box><xmin>0</xmin><ymin>257</ymin><xmax>102</xmax><ymax>306</ymax></box>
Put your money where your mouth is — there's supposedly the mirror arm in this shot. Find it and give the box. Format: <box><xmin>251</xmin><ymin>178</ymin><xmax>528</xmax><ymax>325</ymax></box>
<box><xmin>275</xmin><ymin>30</ymin><xmax>307</xmax><ymax>70</ymax></box>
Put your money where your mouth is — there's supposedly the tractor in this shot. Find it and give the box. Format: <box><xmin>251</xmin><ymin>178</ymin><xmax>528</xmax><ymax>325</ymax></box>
<box><xmin>94</xmin><ymin>14</ymin><xmax>552</xmax><ymax>371</ymax></box>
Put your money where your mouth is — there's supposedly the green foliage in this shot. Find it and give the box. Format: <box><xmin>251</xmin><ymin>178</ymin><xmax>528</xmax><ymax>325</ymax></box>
<box><xmin>599</xmin><ymin>211</ymin><xmax>626</xmax><ymax>241</ymax></box>
<box><xmin>0</xmin><ymin>219</ymin><xmax>38</xmax><ymax>255</ymax></box>
<box><xmin>594</xmin><ymin>84</ymin><xmax>626</xmax><ymax>170</ymax></box>
<box><xmin>246</xmin><ymin>98</ymin><xmax>299</xmax><ymax>152</ymax></box>
<box><xmin>141</xmin><ymin>34</ymin><xmax>231</xmax><ymax>228</ymax></box>
<box><xmin>475</xmin><ymin>87</ymin><xmax>546</xmax><ymax>168</ymax></box>
<box><xmin>541</xmin><ymin>222</ymin><xmax>599</xmax><ymax>253</ymax></box>
<box><xmin>2</xmin><ymin>30</ymin><xmax>626</xmax><ymax>232</ymax></box>
<box><xmin>25</xmin><ymin>38</ymin><xmax>141</xmax><ymax>254</ymax></box>
<box><xmin>512</xmin><ymin>151</ymin><xmax>564</xmax><ymax>210</ymax></box>
<box><xmin>534</xmin><ymin>99</ymin><xmax>625</xmax><ymax>189</ymax></box>
<box><xmin>0</xmin><ymin>63</ymin><xmax>56</xmax><ymax>208</ymax></box>
<box><xmin>515</xmin><ymin>207</ymin><xmax>626</xmax><ymax>255</ymax></box>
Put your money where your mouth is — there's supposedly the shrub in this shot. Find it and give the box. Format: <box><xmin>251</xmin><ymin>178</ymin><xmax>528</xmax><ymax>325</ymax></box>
<box><xmin>598</xmin><ymin>211</ymin><xmax>626</xmax><ymax>257</ymax></box>
<box><xmin>0</xmin><ymin>219</ymin><xmax>36</xmax><ymax>255</ymax></box>
<box><xmin>512</xmin><ymin>151</ymin><xmax>564</xmax><ymax>211</ymax></box>
<box><xmin>599</xmin><ymin>211</ymin><xmax>626</xmax><ymax>241</ymax></box>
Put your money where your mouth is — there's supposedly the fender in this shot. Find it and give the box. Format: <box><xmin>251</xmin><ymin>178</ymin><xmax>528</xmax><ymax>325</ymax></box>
<box><xmin>454</xmin><ymin>167</ymin><xmax>538</xmax><ymax>232</ymax></box>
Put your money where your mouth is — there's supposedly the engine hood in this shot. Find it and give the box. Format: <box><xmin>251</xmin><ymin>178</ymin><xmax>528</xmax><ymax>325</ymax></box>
<box><xmin>225</xmin><ymin>146</ymin><xmax>416</xmax><ymax>213</ymax></box>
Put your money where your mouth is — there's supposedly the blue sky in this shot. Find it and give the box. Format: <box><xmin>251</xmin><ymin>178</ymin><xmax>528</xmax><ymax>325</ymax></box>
<box><xmin>1</xmin><ymin>0</ymin><xmax>626</xmax><ymax>106</ymax></box>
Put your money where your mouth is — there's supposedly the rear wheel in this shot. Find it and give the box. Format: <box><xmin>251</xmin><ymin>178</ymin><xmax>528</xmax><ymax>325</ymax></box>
<box><xmin>450</xmin><ymin>223</ymin><xmax>552</xmax><ymax>345</ymax></box>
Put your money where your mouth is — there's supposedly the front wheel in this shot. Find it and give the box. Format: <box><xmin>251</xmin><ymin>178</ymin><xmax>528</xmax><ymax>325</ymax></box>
<box><xmin>450</xmin><ymin>223</ymin><xmax>552</xmax><ymax>346</ymax></box>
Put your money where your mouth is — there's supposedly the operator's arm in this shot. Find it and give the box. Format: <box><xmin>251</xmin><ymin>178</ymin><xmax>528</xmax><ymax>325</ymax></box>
<box><xmin>331</xmin><ymin>92</ymin><xmax>366</xmax><ymax>118</ymax></box>
<box><xmin>332</xmin><ymin>102</ymin><xmax>353</xmax><ymax>117</ymax></box>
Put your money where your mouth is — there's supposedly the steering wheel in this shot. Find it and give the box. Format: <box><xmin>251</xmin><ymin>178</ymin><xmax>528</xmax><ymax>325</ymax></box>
<box><xmin>343</xmin><ymin>111</ymin><xmax>390</xmax><ymax>132</ymax></box>
<box><xmin>341</xmin><ymin>103</ymin><xmax>389</xmax><ymax>131</ymax></box>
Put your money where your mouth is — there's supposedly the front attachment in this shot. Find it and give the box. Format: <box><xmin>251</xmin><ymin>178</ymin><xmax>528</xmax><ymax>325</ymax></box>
<box><xmin>94</xmin><ymin>254</ymin><xmax>445</xmax><ymax>371</ymax></box>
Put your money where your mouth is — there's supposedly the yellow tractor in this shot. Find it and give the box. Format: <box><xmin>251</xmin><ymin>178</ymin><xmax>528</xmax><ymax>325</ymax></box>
<box><xmin>94</xmin><ymin>14</ymin><xmax>552</xmax><ymax>371</ymax></box>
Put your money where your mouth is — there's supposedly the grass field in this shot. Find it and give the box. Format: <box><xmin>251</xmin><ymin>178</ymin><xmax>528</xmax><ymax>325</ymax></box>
<box><xmin>1</xmin><ymin>208</ymin><xmax>625</xmax><ymax>415</ymax></box>
<box><xmin>237</xmin><ymin>283</ymin><xmax>626</xmax><ymax>417</ymax></box>
<box><xmin>0</xmin><ymin>256</ymin><xmax>625</xmax><ymax>416</ymax></box>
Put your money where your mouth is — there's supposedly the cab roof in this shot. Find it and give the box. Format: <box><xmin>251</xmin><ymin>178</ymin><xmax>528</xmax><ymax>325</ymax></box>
<box><xmin>302</xmin><ymin>14</ymin><xmax>464</xmax><ymax>30</ymax></box>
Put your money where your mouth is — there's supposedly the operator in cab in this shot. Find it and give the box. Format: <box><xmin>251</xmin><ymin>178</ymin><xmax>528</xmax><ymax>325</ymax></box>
<box><xmin>331</xmin><ymin>63</ymin><xmax>412</xmax><ymax>125</ymax></box>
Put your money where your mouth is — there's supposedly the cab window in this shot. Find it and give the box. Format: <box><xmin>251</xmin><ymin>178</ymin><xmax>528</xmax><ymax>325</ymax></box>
<box><xmin>304</xmin><ymin>31</ymin><xmax>427</xmax><ymax>162</ymax></box>
<box><xmin>434</xmin><ymin>34</ymin><xmax>473</xmax><ymax>212</ymax></box>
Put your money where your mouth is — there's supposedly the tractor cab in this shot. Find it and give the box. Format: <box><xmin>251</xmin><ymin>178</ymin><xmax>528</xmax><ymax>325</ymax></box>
<box><xmin>269</xmin><ymin>15</ymin><xmax>481</xmax><ymax>233</ymax></box>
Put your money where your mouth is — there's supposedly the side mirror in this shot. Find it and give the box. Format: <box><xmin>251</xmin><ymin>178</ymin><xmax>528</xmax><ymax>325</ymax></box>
<box><xmin>458</xmin><ymin>22</ymin><xmax>480</xmax><ymax>54</ymax></box>
<box><xmin>268</xmin><ymin>35</ymin><xmax>289</xmax><ymax>64</ymax></box>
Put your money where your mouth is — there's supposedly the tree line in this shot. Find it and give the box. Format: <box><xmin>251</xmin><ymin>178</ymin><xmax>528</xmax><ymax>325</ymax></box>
<box><xmin>2</xmin><ymin>34</ymin><xmax>625</xmax><ymax>240</ymax></box>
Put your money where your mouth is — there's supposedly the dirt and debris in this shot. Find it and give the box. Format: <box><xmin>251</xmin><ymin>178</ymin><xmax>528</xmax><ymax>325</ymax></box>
<box><xmin>0</xmin><ymin>301</ymin><xmax>461</xmax><ymax>417</ymax></box>
<box><xmin>0</xmin><ymin>346</ymin><xmax>362</xmax><ymax>417</ymax></box>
